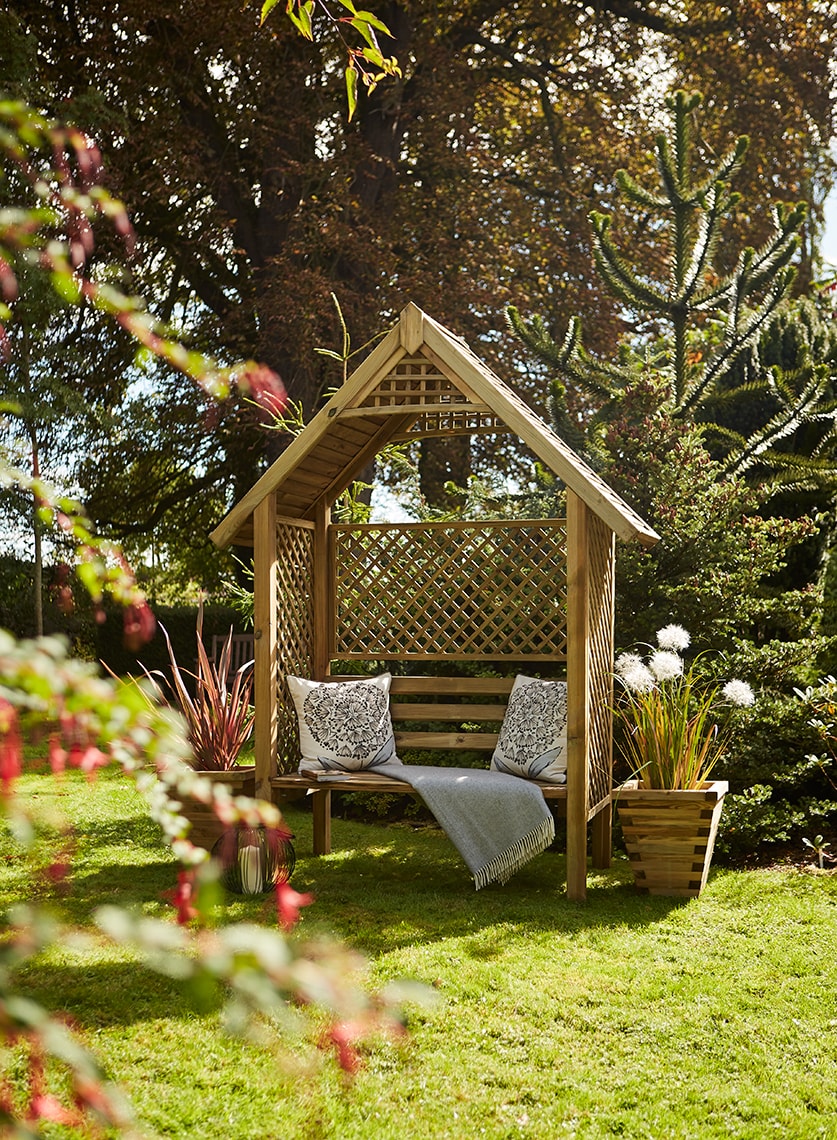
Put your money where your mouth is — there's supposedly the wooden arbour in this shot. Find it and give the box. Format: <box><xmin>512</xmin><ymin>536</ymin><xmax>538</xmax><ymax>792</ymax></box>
<box><xmin>211</xmin><ymin>303</ymin><xmax>660</xmax><ymax>900</ymax></box>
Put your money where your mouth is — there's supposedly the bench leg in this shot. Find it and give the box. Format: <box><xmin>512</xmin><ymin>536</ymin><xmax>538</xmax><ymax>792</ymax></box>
<box><xmin>312</xmin><ymin>789</ymin><xmax>332</xmax><ymax>855</ymax></box>
<box><xmin>591</xmin><ymin>801</ymin><xmax>612</xmax><ymax>869</ymax></box>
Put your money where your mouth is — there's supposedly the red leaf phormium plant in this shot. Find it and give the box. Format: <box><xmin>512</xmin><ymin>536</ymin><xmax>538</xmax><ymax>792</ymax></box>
<box><xmin>147</xmin><ymin>604</ymin><xmax>255</xmax><ymax>772</ymax></box>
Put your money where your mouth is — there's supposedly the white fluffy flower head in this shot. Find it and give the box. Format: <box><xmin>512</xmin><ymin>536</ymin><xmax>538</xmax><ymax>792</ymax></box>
<box><xmin>615</xmin><ymin>652</ymin><xmax>644</xmax><ymax>677</ymax></box>
<box><xmin>617</xmin><ymin>661</ymin><xmax>656</xmax><ymax>693</ymax></box>
<box><xmin>722</xmin><ymin>679</ymin><xmax>755</xmax><ymax>708</ymax></box>
<box><xmin>656</xmin><ymin>624</ymin><xmax>691</xmax><ymax>652</ymax></box>
<box><xmin>649</xmin><ymin>650</ymin><xmax>684</xmax><ymax>682</ymax></box>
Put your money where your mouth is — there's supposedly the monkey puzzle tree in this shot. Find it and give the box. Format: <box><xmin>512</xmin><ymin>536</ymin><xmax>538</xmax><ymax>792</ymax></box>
<box><xmin>508</xmin><ymin>90</ymin><xmax>837</xmax><ymax>493</ymax></box>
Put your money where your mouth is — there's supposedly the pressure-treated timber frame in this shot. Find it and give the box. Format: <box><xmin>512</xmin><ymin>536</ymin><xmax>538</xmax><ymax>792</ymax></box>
<box><xmin>211</xmin><ymin>304</ymin><xmax>660</xmax><ymax>900</ymax></box>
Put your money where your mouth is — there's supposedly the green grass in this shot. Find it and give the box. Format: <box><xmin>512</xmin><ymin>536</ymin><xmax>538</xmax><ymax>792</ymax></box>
<box><xmin>3</xmin><ymin>767</ymin><xmax>837</xmax><ymax>1139</ymax></box>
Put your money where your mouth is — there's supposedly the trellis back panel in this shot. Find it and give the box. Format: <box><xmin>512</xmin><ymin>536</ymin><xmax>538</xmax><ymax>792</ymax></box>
<box><xmin>331</xmin><ymin>520</ymin><xmax>567</xmax><ymax>661</ymax></box>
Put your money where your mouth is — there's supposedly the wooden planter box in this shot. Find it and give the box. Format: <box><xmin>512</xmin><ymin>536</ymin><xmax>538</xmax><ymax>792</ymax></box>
<box><xmin>180</xmin><ymin>766</ymin><xmax>256</xmax><ymax>851</ymax></box>
<box><xmin>616</xmin><ymin>779</ymin><xmax>728</xmax><ymax>898</ymax></box>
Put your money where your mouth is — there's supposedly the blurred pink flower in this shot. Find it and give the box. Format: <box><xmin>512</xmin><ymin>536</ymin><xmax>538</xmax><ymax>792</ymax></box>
<box><xmin>124</xmin><ymin>601</ymin><xmax>156</xmax><ymax>651</ymax></box>
<box><xmin>162</xmin><ymin>870</ymin><xmax>199</xmax><ymax>925</ymax></box>
<box><xmin>236</xmin><ymin>363</ymin><xmax>287</xmax><ymax>419</ymax></box>
<box><xmin>276</xmin><ymin>880</ymin><xmax>314</xmax><ymax>932</ymax></box>
<box><xmin>0</xmin><ymin>700</ymin><xmax>22</xmax><ymax>796</ymax></box>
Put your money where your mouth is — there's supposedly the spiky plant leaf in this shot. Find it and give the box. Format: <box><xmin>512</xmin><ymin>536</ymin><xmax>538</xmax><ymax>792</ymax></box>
<box><xmin>690</xmin><ymin>135</ymin><xmax>750</xmax><ymax>201</ymax></box>
<box><xmin>590</xmin><ymin>212</ymin><xmax>673</xmax><ymax>312</ymax></box>
<box><xmin>724</xmin><ymin>368</ymin><xmax>829</xmax><ymax>478</ymax></box>
<box><xmin>615</xmin><ymin>168</ymin><xmax>669</xmax><ymax>210</ymax></box>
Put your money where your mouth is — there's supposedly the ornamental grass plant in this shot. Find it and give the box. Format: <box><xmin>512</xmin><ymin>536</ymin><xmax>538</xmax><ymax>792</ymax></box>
<box><xmin>614</xmin><ymin>624</ymin><xmax>755</xmax><ymax>790</ymax></box>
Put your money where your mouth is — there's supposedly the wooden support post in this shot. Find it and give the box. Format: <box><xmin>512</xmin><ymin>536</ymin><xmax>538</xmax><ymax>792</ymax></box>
<box><xmin>591</xmin><ymin>803</ymin><xmax>612</xmax><ymax>869</ymax></box>
<box><xmin>253</xmin><ymin>494</ymin><xmax>278</xmax><ymax>803</ymax></box>
<box><xmin>311</xmin><ymin>498</ymin><xmax>334</xmax><ymax>853</ymax></box>
<box><xmin>312</xmin><ymin>789</ymin><xmax>332</xmax><ymax>855</ymax></box>
<box><xmin>566</xmin><ymin>490</ymin><xmax>590</xmax><ymax>901</ymax></box>
<box><xmin>312</xmin><ymin>498</ymin><xmax>332</xmax><ymax>681</ymax></box>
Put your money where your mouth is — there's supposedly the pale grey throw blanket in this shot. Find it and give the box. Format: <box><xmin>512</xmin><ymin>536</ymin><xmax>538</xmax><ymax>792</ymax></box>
<box><xmin>375</xmin><ymin>763</ymin><xmax>555</xmax><ymax>889</ymax></box>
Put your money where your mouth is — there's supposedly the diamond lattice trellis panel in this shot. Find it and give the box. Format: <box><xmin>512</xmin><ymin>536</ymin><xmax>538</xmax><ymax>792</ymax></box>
<box><xmin>586</xmin><ymin>513</ymin><xmax>616</xmax><ymax>811</ymax></box>
<box><xmin>276</xmin><ymin>522</ymin><xmax>315</xmax><ymax>770</ymax></box>
<box><xmin>332</xmin><ymin>521</ymin><xmax>567</xmax><ymax>661</ymax></box>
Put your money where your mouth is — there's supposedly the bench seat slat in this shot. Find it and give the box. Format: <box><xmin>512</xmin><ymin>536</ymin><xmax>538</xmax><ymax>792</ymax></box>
<box><xmin>271</xmin><ymin>771</ymin><xmax>569</xmax><ymax>801</ymax></box>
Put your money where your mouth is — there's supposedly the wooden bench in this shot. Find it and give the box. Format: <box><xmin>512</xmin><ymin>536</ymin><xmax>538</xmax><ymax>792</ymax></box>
<box><xmin>272</xmin><ymin>674</ymin><xmax>612</xmax><ymax>867</ymax></box>
<box><xmin>209</xmin><ymin>633</ymin><xmax>255</xmax><ymax>679</ymax></box>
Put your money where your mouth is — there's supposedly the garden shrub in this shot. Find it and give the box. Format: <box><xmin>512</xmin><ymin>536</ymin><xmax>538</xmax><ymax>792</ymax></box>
<box><xmin>0</xmin><ymin>556</ymin><xmax>38</xmax><ymax>635</ymax></box>
<box><xmin>716</xmin><ymin>689</ymin><xmax>837</xmax><ymax>858</ymax></box>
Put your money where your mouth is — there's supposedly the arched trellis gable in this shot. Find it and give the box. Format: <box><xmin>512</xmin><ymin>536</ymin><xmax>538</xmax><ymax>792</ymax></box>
<box><xmin>214</xmin><ymin>304</ymin><xmax>659</xmax><ymax>900</ymax></box>
<box><xmin>210</xmin><ymin>303</ymin><xmax>659</xmax><ymax>551</ymax></box>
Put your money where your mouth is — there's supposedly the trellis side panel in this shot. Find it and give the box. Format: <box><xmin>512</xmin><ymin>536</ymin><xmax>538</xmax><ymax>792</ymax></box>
<box><xmin>273</xmin><ymin>515</ymin><xmax>316</xmax><ymax>774</ymax></box>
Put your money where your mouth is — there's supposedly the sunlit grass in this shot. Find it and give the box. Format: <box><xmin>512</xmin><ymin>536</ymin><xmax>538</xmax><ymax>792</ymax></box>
<box><xmin>3</xmin><ymin>766</ymin><xmax>837</xmax><ymax>1138</ymax></box>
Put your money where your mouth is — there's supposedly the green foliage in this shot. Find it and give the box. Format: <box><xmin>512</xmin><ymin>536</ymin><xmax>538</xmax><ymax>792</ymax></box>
<box><xmin>78</xmin><ymin>370</ymin><xmax>240</xmax><ymax>601</ymax></box>
<box><xmin>704</xmin><ymin>292</ymin><xmax>837</xmax><ymax>494</ymax></box>
<box><xmin>94</xmin><ymin>602</ymin><xmax>243</xmax><ymax>678</ymax></box>
<box><xmin>261</xmin><ymin>0</ymin><xmax>401</xmax><ymax>120</ymax></box>
<box><xmin>802</xmin><ymin>832</ymin><xmax>832</xmax><ymax>869</ymax></box>
<box><xmin>599</xmin><ymin>356</ymin><xmax>836</xmax><ymax>856</ymax></box>
<box><xmin>715</xmin><ymin>688</ymin><xmax>837</xmax><ymax>857</ymax></box>
<box><xmin>0</xmin><ymin>95</ymin><xmax>405</xmax><ymax>1132</ymax></box>
<box><xmin>508</xmin><ymin>90</ymin><xmax>837</xmax><ymax>858</ymax></box>
<box><xmin>597</xmin><ymin>393</ymin><xmax>817</xmax><ymax>649</ymax></box>
<box><xmin>0</xmin><ymin>555</ymin><xmax>39</xmax><ymax>636</ymax></box>
<box><xmin>0</xmin><ymin>560</ymin><xmax>245</xmax><ymax>680</ymax></box>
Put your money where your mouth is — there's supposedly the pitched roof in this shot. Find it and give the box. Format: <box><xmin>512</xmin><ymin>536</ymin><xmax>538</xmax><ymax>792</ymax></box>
<box><xmin>210</xmin><ymin>303</ymin><xmax>660</xmax><ymax>549</ymax></box>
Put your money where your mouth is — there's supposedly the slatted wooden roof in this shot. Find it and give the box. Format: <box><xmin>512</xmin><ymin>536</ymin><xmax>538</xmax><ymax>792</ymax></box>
<box><xmin>210</xmin><ymin>303</ymin><xmax>661</xmax><ymax>549</ymax></box>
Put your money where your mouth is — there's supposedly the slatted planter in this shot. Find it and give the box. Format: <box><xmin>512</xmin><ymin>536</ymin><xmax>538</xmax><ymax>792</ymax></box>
<box><xmin>178</xmin><ymin>767</ymin><xmax>256</xmax><ymax>851</ymax></box>
<box><xmin>209</xmin><ymin>303</ymin><xmax>661</xmax><ymax>900</ymax></box>
<box><xmin>617</xmin><ymin>780</ymin><xmax>728</xmax><ymax>898</ymax></box>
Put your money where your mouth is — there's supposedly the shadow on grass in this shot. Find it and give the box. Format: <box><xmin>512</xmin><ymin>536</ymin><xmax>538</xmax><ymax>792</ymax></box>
<box><xmin>280</xmin><ymin>809</ymin><xmax>683</xmax><ymax>956</ymax></box>
<box><xmin>11</xmin><ymin>957</ymin><xmax>221</xmax><ymax>1028</ymax></box>
<box><xmin>8</xmin><ymin>774</ymin><xmax>685</xmax><ymax>971</ymax></box>
<box><xmin>67</xmin><ymin>860</ymin><xmax>179</xmax><ymax>919</ymax></box>
<box><xmin>72</xmin><ymin>812</ymin><xmax>167</xmax><ymax>851</ymax></box>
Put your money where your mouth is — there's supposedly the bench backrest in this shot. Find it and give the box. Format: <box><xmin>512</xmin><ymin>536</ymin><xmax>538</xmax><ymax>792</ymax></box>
<box><xmin>210</xmin><ymin>633</ymin><xmax>255</xmax><ymax>678</ymax></box>
<box><xmin>328</xmin><ymin>673</ymin><xmax>519</xmax><ymax>755</ymax></box>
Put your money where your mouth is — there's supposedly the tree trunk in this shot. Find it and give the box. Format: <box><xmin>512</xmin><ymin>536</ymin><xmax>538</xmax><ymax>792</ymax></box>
<box><xmin>19</xmin><ymin>331</ymin><xmax>44</xmax><ymax>637</ymax></box>
<box><xmin>418</xmin><ymin>436</ymin><xmax>472</xmax><ymax>511</ymax></box>
<box><xmin>29</xmin><ymin>423</ymin><xmax>43</xmax><ymax>639</ymax></box>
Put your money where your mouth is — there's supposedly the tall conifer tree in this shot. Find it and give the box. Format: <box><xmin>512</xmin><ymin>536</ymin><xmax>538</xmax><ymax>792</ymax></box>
<box><xmin>508</xmin><ymin>90</ymin><xmax>837</xmax><ymax>494</ymax></box>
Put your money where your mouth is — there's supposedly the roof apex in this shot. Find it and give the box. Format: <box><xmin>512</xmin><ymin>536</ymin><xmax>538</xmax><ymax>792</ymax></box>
<box><xmin>211</xmin><ymin>304</ymin><xmax>660</xmax><ymax>549</ymax></box>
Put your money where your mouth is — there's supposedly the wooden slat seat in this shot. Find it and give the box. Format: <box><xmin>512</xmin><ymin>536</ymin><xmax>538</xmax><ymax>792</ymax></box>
<box><xmin>272</xmin><ymin>770</ymin><xmax>570</xmax><ymax>801</ymax></box>
<box><xmin>273</xmin><ymin>673</ymin><xmax>604</xmax><ymax>858</ymax></box>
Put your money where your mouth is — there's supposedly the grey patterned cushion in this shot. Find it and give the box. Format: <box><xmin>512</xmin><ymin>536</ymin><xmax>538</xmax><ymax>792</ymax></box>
<box><xmin>286</xmin><ymin>673</ymin><xmax>400</xmax><ymax>773</ymax></box>
<box><xmin>490</xmin><ymin>675</ymin><xmax>568</xmax><ymax>784</ymax></box>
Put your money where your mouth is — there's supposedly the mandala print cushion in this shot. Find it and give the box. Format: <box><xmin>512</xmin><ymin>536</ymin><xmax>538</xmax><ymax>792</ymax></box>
<box><xmin>490</xmin><ymin>675</ymin><xmax>568</xmax><ymax>783</ymax></box>
<box><xmin>286</xmin><ymin>673</ymin><xmax>400</xmax><ymax>773</ymax></box>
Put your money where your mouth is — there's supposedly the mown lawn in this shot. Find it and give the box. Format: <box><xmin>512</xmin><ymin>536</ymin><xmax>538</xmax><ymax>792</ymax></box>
<box><xmin>2</xmin><ymin>766</ymin><xmax>837</xmax><ymax>1139</ymax></box>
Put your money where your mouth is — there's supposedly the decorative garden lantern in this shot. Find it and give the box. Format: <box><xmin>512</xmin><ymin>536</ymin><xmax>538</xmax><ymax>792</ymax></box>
<box><xmin>212</xmin><ymin>826</ymin><xmax>295</xmax><ymax>896</ymax></box>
